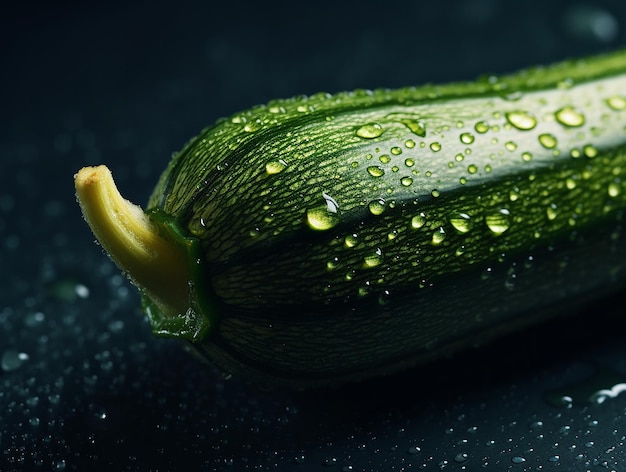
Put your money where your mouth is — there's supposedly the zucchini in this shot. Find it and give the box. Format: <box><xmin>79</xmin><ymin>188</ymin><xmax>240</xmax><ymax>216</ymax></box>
<box><xmin>75</xmin><ymin>49</ymin><xmax>626</xmax><ymax>387</ymax></box>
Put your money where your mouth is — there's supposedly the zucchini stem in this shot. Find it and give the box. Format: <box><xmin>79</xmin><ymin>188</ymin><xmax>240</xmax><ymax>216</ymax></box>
<box><xmin>74</xmin><ymin>165</ymin><xmax>191</xmax><ymax>318</ymax></box>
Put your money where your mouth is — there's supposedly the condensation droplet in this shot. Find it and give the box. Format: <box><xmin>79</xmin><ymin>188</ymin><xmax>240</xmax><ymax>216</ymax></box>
<box><xmin>411</xmin><ymin>213</ymin><xmax>426</xmax><ymax>229</ymax></box>
<box><xmin>474</xmin><ymin>121</ymin><xmax>489</xmax><ymax>133</ymax></box>
<box><xmin>404</xmin><ymin>158</ymin><xmax>415</xmax><ymax>167</ymax></box>
<box><xmin>189</xmin><ymin>217</ymin><xmax>207</xmax><ymax>237</ymax></box>
<box><xmin>368</xmin><ymin>199</ymin><xmax>386</xmax><ymax>216</ymax></box>
<box><xmin>1</xmin><ymin>350</ymin><xmax>29</xmax><ymax>372</ymax></box>
<box><xmin>400</xmin><ymin>176</ymin><xmax>413</xmax><ymax>186</ymax></box>
<box><xmin>485</xmin><ymin>209</ymin><xmax>511</xmax><ymax>235</ymax></box>
<box><xmin>467</xmin><ymin>164</ymin><xmax>478</xmax><ymax>174</ymax></box>
<box><xmin>306</xmin><ymin>193</ymin><xmax>340</xmax><ymax>230</ymax></box>
<box><xmin>430</xmin><ymin>142</ymin><xmax>441</xmax><ymax>152</ymax></box>
<box><xmin>344</xmin><ymin>233</ymin><xmax>359</xmax><ymax>248</ymax></box>
<box><xmin>243</xmin><ymin>120</ymin><xmax>261</xmax><ymax>132</ymax></box>
<box><xmin>521</xmin><ymin>151</ymin><xmax>532</xmax><ymax>162</ymax></box>
<box><xmin>356</xmin><ymin>123</ymin><xmax>384</xmax><ymax>139</ymax></box>
<box><xmin>606</xmin><ymin>95</ymin><xmax>626</xmax><ymax>111</ymax></box>
<box><xmin>400</xmin><ymin>119</ymin><xmax>426</xmax><ymax>137</ymax></box>
<box><xmin>505</xmin><ymin>111</ymin><xmax>537</xmax><ymax>130</ymax></box>
<box><xmin>460</xmin><ymin>132</ymin><xmax>475</xmax><ymax>144</ymax></box>
<box><xmin>431</xmin><ymin>227</ymin><xmax>446</xmax><ymax>245</ymax></box>
<box><xmin>454</xmin><ymin>453</ymin><xmax>469</xmax><ymax>463</ymax></box>
<box><xmin>555</xmin><ymin>106</ymin><xmax>585</xmax><ymax>127</ymax></box>
<box><xmin>363</xmin><ymin>248</ymin><xmax>384</xmax><ymax>268</ymax></box>
<box><xmin>566</xmin><ymin>177</ymin><xmax>577</xmax><ymax>189</ymax></box>
<box><xmin>546</xmin><ymin>203</ymin><xmax>558</xmax><ymax>220</ymax></box>
<box><xmin>367</xmin><ymin>166</ymin><xmax>385</xmax><ymax>177</ymax></box>
<box><xmin>583</xmin><ymin>144</ymin><xmax>598</xmax><ymax>158</ymax></box>
<box><xmin>538</xmin><ymin>133</ymin><xmax>558</xmax><ymax>149</ymax></box>
<box><xmin>608</xmin><ymin>182</ymin><xmax>621</xmax><ymax>197</ymax></box>
<box><xmin>450</xmin><ymin>213</ymin><xmax>473</xmax><ymax>233</ymax></box>
<box><xmin>265</xmin><ymin>159</ymin><xmax>287</xmax><ymax>175</ymax></box>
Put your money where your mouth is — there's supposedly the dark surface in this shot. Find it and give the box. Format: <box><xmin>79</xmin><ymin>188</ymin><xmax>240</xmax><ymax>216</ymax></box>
<box><xmin>2</xmin><ymin>1</ymin><xmax>626</xmax><ymax>470</ymax></box>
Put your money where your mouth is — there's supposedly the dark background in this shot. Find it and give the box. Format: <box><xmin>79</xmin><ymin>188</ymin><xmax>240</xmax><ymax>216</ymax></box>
<box><xmin>2</xmin><ymin>0</ymin><xmax>626</xmax><ymax>470</ymax></box>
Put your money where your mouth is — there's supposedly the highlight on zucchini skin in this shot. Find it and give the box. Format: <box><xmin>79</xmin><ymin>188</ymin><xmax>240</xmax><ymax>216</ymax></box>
<box><xmin>75</xmin><ymin>49</ymin><xmax>626</xmax><ymax>387</ymax></box>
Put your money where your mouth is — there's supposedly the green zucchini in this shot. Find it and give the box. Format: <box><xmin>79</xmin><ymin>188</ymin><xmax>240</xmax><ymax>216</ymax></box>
<box><xmin>75</xmin><ymin>49</ymin><xmax>626</xmax><ymax>387</ymax></box>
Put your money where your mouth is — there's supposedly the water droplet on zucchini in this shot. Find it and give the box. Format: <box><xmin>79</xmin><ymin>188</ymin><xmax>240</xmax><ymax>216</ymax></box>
<box><xmin>411</xmin><ymin>213</ymin><xmax>426</xmax><ymax>229</ymax></box>
<box><xmin>367</xmin><ymin>166</ymin><xmax>385</xmax><ymax>177</ymax></box>
<box><xmin>606</xmin><ymin>95</ymin><xmax>626</xmax><ymax>111</ymax></box>
<box><xmin>555</xmin><ymin>106</ymin><xmax>585</xmax><ymax>127</ymax></box>
<box><xmin>460</xmin><ymin>132</ymin><xmax>475</xmax><ymax>144</ymax></box>
<box><xmin>430</xmin><ymin>142</ymin><xmax>442</xmax><ymax>152</ymax></box>
<box><xmin>265</xmin><ymin>159</ymin><xmax>287</xmax><ymax>175</ymax></box>
<box><xmin>485</xmin><ymin>209</ymin><xmax>511</xmax><ymax>235</ymax></box>
<box><xmin>538</xmin><ymin>133</ymin><xmax>558</xmax><ymax>149</ymax></box>
<box><xmin>306</xmin><ymin>192</ymin><xmax>340</xmax><ymax>230</ymax></box>
<box><xmin>368</xmin><ymin>199</ymin><xmax>386</xmax><ymax>216</ymax></box>
<box><xmin>306</xmin><ymin>207</ymin><xmax>340</xmax><ymax>230</ymax></box>
<box><xmin>505</xmin><ymin>111</ymin><xmax>537</xmax><ymax>130</ymax></box>
<box><xmin>356</xmin><ymin>123</ymin><xmax>384</xmax><ymax>138</ymax></box>
<box><xmin>450</xmin><ymin>213</ymin><xmax>473</xmax><ymax>233</ymax></box>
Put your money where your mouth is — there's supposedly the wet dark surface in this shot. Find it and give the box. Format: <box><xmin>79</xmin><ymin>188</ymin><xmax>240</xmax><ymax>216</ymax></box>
<box><xmin>2</xmin><ymin>1</ymin><xmax>626</xmax><ymax>470</ymax></box>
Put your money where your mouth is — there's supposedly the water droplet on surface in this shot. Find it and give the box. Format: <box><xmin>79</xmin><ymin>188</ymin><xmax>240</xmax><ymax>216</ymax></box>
<box><xmin>404</xmin><ymin>158</ymin><xmax>415</xmax><ymax>167</ymax></box>
<box><xmin>546</xmin><ymin>204</ymin><xmax>558</xmax><ymax>221</ymax></box>
<box><xmin>474</xmin><ymin>121</ymin><xmax>489</xmax><ymax>133</ymax></box>
<box><xmin>450</xmin><ymin>213</ymin><xmax>473</xmax><ymax>233</ymax></box>
<box><xmin>485</xmin><ymin>209</ymin><xmax>511</xmax><ymax>235</ymax></box>
<box><xmin>505</xmin><ymin>111</ymin><xmax>537</xmax><ymax>130</ymax></box>
<box><xmin>306</xmin><ymin>193</ymin><xmax>340</xmax><ymax>230</ymax></box>
<box><xmin>454</xmin><ymin>453</ymin><xmax>469</xmax><ymax>463</ymax></box>
<box><xmin>391</xmin><ymin>146</ymin><xmax>402</xmax><ymax>155</ymax></box>
<box><xmin>583</xmin><ymin>144</ymin><xmax>598</xmax><ymax>158</ymax></box>
<box><xmin>608</xmin><ymin>182</ymin><xmax>621</xmax><ymax>197</ymax></box>
<box><xmin>555</xmin><ymin>106</ymin><xmax>585</xmax><ymax>127</ymax></box>
<box><xmin>363</xmin><ymin>248</ymin><xmax>384</xmax><ymax>268</ymax></box>
<box><xmin>2</xmin><ymin>350</ymin><xmax>29</xmax><ymax>371</ymax></box>
<box><xmin>467</xmin><ymin>164</ymin><xmax>478</xmax><ymax>174</ymax></box>
<box><xmin>367</xmin><ymin>166</ymin><xmax>385</xmax><ymax>177</ymax></box>
<box><xmin>606</xmin><ymin>95</ymin><xmax>626</xmax><ymax>111</ymax></box>
<box><xmin>430</xmin><ymin>142</ymin><xmax>441</xmax><ymax>152</ymax></box>
<box><xmin>24</xmin><ymin>311</ymin><xmax>46</xmax><ymax>327</ymax></box>
<box><xmin>407</xmin><ymin>445</ymin><xmax>421</xmax><ymax>455</ymax></box>
<box><xmin>265</xmin><ymin>159</ymin><xmax>287</xmax><ymax>174</ymax></box>
<box><xmin>189</xmin><ymin>217</ymin><xmax>208</xmax><ymax>237</ymax></box>
<box><xmin>356</xmin><ymin>123</ymin><xmax>384</xmax><ymax>138</ymax></box>
<box><xmin>538</xmin><ymin>133</ymin><xmax>558</xmax><ymax>149</ymax></box>
<box><xmin>400</xmin><ymin>118</ymin><xmax>426</xmax><ymax>137</ymax></box>
<box><xmin>521</xmin><ymin>151</ymin><xmax>532</xmax><ymax>162</ymax></box>
<box><xmin>243</xmin><ymin>120</ymin><xmax>261</xmax><ymax>132</ymax></box>
<box><xmin>431</xmin><ymin>227</ymin><xmax>446</xmax><ymax>245</ymax></box>
<box><xmin>404</xmin><ymin>139</ymin><xmax>416</xmax><ymax>148</ymax></box>
<box><xmin>368</xmin><ymin>199</ymin><xmax>386</xmax><ymax>216</ymax></box>
<box><xmin>460</xmin><ymin>132</ymin><xmax>475</xmax><ymax>144</ymax></box>
<box><xmin>505</xmin><ymin>141</ymin><xmax>517</xmax><ymax>151</ymax></box>
<box><xmin>344</xmin><ymin>233</ymin><xmax>359</xmax><ymax>248</ymax></box>
<box><xmin>511</xmin><ymin>456</ymin><xmax>526</xmax><ymax>464</ymax></box>
<box><xmin>400</xmin><ymin>176</ymin><xmax>413</xmax><ymax>186</ymax></box>
<box><xmin>411</xmin><ymin>213</ymin><xmax>426</xmax><ymax>229</ymax></box>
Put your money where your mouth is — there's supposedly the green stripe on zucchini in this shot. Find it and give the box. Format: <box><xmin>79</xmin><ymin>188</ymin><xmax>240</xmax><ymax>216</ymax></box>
<box><xmin>76</xmin><ymin>49</ymin><xmax>626</xmax><ymax>387</ymax></box>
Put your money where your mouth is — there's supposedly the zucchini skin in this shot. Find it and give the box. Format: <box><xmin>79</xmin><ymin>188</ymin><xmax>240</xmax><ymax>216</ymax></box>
<box><xmin>146</xmin><ymin>50</ymin><xmax>626</xmax><ymax>387</ymax></box>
